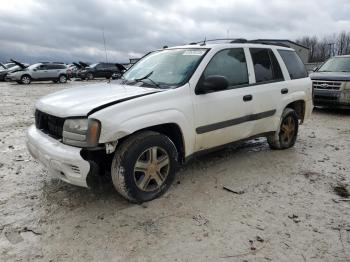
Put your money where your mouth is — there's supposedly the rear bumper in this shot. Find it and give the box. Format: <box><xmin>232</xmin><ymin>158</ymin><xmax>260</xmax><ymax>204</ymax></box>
<box><xmin>314</xmin><ymin>89</ymin><xmax>350</xmax><ymax>108</ymax></box>
<box><xmin>26</xmin><ymin>125</ymin><xmax>90</xmax><ymax>187</ymax></box>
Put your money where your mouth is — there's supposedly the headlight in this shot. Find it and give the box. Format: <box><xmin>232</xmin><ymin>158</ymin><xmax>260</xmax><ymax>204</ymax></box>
<box><xmin>62</xmin><ymin>118</ymin><xmax>101</xmax><ymax>147</ymax></box>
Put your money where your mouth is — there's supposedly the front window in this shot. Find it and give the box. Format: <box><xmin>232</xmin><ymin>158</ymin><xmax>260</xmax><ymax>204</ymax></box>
<box><xmin>122</xmin><ymin>48</ymin><xmax>208</xmax><ymax>88</ymax></box>
<box><xmin>318</xmin><ymin>57</ymin><xmax>350</xmax><ymax>72</ymax></box>
<box><xmin>28</xmin><ymin>63</ymin><xmax>41</xmax><ymax>70</ymax></box>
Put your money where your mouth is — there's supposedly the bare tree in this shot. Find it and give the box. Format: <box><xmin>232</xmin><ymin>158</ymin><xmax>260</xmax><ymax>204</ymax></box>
<box><xmin>296</xmin><ymin>32</ymin><xmax>350</xmax><ymax>62</ymax></box>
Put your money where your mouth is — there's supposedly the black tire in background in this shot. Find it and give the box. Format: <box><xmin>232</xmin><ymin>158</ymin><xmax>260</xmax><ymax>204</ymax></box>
<box><xmin>111</xmin><ymin>131</ymin><xmax>178</xmax><ymax>203</ymax></box>
<box><xmin>87</xmin><ymin>73</ymin><xmax>94</xmax><ymax>80</ymax></box>
<box><xmin>267</xmin><ymin>108</ymin><xmax>299</xmax><ymax>149</ymax></box>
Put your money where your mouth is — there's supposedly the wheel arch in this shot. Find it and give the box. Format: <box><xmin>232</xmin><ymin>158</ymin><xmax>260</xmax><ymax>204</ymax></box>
<box><xmin>119</xmin><ymin>123</ymin><xmax>186</xmax><ymax>163</ymax></box>
<box><xmin>285</xmin><ymin>100</ymin><xmax>306</xmax><ymax>124</ymax></box>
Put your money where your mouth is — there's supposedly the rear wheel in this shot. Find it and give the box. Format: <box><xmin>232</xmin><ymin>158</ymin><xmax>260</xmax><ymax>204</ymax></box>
<box><xmin>267</xmin><ymin>108</ymin><xmax>299</xmax><ymax>149</ymax></box>
<box><xmin>58</xmin><ymin>74</ymin><xmax>67</xmax><ymax>83</ymax></box>
<box><xmin>21</xmin><ymin>75</ymin><xmax>31</xmax><ymax>85</ymax></box>
<box><xmin>111</xmin><ymin>131</ymin><xmax>178</xmax><ymax>203</ymax></box>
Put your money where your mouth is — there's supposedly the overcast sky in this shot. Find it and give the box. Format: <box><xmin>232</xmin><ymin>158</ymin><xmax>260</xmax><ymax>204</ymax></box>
<box><xmin>0</xmin><ymin>0</ymin><xmax>350</xmax><ymax>63</ymax></box>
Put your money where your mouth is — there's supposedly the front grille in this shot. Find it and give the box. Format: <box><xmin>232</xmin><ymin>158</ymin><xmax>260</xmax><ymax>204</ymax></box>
<box><xmin>313</xmin><ymin>80</ymin><xmax>342</xmax><ymax>90</ymax></box>
<box><xmin>35</xmin><ymin>110</ymin><xmax>65</xmax><ymax>139</ymax></box>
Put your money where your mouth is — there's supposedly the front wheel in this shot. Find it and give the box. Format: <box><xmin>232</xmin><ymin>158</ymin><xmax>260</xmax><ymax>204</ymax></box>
<box><xmin>111</xmin><ymin>131</ymin><xmax>178</xmax><ymax>203</ymax></box>
<box><xmin>267</xmin><ymin>108</ymin><xmax>299</xmax><ymax>149</ymax></box>
<box><xmin>87</xmin><ymin>73</ymin><xmax>94</xmax><ymax>80</ymax></box>
<box><xmin>21</xmin><ymin>75</ymin><xmax>31</xmax><ymax>85</ymax></box>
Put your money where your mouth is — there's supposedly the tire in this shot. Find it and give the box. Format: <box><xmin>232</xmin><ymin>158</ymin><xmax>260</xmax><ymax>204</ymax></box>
<box><xmin>58</xmin><ymin>74</ymin><xmax>67</xmax><ymax>83</ymax></box>
<box><xmin>21</xmin><ymin>75</ymin><xmax>31</xmax><ymax>85</ymax></box>
<box><xmin>87</xmin><ymin>73</ymin><xmax>94</xmax><ymax>80</ymax></box>
<box><xmin>267</xmin><ymin>108</ymin><xmax>299</xmax><ymax>149</ymax></box>
<box><xmin>111</xmin><ymin>131</ymin><xmax>178</xmax><ymax>203</ymax></box>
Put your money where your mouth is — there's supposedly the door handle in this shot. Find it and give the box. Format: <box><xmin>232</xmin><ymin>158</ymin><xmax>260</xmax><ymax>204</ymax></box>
<box><xmin>281</xmin><ymin>88</ymin><xmax>289</xmax><ymax>94</ymax></box>
<box><xmin>243</xmin><ymin>94</ymin><xmax>253</xmax><ymax>102</ymax></box>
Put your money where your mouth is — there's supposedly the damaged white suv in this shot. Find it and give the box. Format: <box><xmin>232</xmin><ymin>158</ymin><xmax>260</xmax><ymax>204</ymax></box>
<box><xmin>27</xmin><ymin>40</ymin><xmax>313</xmax><ymax>202</ymax></box>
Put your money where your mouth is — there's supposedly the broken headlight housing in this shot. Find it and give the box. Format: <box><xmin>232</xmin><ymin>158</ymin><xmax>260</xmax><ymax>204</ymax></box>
<box><xmin>62</xmin><ymin>118</ymin><xmax>101</xmax><ymax>147</ymax></box>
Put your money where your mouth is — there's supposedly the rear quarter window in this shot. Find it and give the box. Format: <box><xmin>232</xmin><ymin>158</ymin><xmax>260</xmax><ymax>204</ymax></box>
<box><xmin>278</xmin><ymin>50</ymin><xmax>307</xmax><ymax>79</ymax></box>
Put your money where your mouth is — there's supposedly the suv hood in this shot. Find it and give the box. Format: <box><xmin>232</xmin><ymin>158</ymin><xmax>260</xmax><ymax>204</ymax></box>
<box><xmin>310</xmin><ymin>71</ymin><xmax>350</xmax><ymax>81</ymax></box>
<box><xmin>10</xmin><ymin>59</ymin><xmax>28</xmax><ymax>69</ymax></box>
<box><xmin>36</xmin><ymin>82</ymin><xmax>160</xmax><ymax>118</ymax></box>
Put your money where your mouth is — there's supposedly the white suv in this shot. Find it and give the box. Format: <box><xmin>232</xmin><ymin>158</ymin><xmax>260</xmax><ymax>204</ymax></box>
<box><xmin>26</xmin><ymin>41</ymin><xmax>313</xmax><ymax>202</ymax></box>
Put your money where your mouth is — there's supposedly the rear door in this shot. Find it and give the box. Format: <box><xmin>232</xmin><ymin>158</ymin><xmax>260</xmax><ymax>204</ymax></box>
<box><xmin>245</xmin><ymin>47</ymin><xmax>286</xmax><ymax>135</ymax></box>
<box><xmin>46</xmin><ymin>64</ymin><xmax>60</xmax><ymax>78</ymax></box>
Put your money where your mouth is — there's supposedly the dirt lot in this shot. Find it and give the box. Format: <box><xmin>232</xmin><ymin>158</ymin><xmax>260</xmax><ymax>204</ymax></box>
<box><xmin>0</xmin><ymin>80</ymin><xmax>349</xmax><ymax>262</ymax></box>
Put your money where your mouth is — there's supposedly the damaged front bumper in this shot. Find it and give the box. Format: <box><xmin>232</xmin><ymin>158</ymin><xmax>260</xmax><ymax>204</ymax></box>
<box><xmin>26</xmin><ymin>125</ymin><xmax>91</xmax><ymax>187</ymax></box>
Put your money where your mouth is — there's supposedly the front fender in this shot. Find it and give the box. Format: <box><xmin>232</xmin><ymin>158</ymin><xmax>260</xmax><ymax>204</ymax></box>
<box><xmin>98</xmin><ymin>109</ymin><xmax>195</xmax><ymax>157</ymax></box>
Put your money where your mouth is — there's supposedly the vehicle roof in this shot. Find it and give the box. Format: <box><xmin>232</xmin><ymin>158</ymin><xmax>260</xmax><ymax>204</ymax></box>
<box><xmin>166</xmin><ymin>42</ymin><xmax>294</xmax><ymax>51</ymax></box>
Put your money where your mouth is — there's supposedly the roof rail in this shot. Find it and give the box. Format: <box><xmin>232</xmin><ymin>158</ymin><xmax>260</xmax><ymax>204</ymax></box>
<box><xmin>189</xmin><ymin>38</ymin><xmax>248</xmax><ymax>45</ymax></box>
<box><xmin>249</xmin><ymin>40</ymin><xmax>290</xmax><ymax>48</ymax></box>
<box><xmin>187</xmin><ymin>38</ymin><xmax>291</xmax><ymax>48</ymax></box>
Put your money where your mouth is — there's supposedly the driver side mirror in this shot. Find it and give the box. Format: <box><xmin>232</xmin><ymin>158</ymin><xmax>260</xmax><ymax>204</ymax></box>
<box><xmin>312</xmin><ymin>66</ymin><xmax>318</xmax><ymax>72</ymax></box>
<box><xmin>196</xmin><ymin>75</ymin><xmax>229</xmax><ymax>94</ymax></box>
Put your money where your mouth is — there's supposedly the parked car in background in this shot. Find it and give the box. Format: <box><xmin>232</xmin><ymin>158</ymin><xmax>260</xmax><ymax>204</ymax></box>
<box><xmin>77</xmin><ymin>62</ymin><xmax>126</xmax><ymax>80</ymax></box>
<box><xmin>0</xmin><ymin>60</ymin><xmax>29</xmax><ymax>81</ymax></box>
<box><xmin>26</xmin><ymin>41</ymin><xmax>312</xmax><ymax>202</ymax></box>
<box><xmin>310</xmin><ymin>55</ymin><xmax>350</xmax><ymax>108</ymax></box>
<box><xmin>6</xmin><ymin>62</ymin><xmax>68</xmax><ymax>84</ymax></box>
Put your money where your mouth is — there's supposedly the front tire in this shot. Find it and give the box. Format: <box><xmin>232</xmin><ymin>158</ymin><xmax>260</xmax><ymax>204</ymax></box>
<box><xmin>267</xmin><ymin>108</ymin><xmax>299</xmax><ymax>149</ymax></box>
<box><xmin>87</xmin><ymin>73</ymin><xmax>94</xmax><ymax>80</ymax></box>
<box><xmin>111</xmin><ymin>131</ymin><xmax>178</xmax><ymax>203</ymax></box>
<box><xmin>21</xmin><ymin>75</ymin><xmax>31</xmax><ymax>85</ymax></box>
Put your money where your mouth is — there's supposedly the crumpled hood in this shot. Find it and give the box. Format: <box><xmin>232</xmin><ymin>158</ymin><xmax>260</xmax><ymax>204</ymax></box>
<box><xmin>310</xmin><ymin>71</ymin><xmax>350</xmax><ymax>81</ymax></box>
<box><xmin>36</xmin><ymin>82</ymin><xmax>159</xmax><ymax>117</ymax></box>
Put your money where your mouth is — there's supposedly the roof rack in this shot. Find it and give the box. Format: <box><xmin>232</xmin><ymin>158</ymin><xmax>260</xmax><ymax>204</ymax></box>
<box><xmin>190</xmin><ymin>38</ymin><xmax>248</xmax><ymax>45</ymax></box>
<box><xmin>187</xmin><ymin>38</ymin><xmax>291</xmax><ymax>48</ymax></box>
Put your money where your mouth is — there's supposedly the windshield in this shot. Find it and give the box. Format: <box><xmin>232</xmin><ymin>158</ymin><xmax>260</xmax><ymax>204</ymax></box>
<box><xmin>28</xmin><ymin>63</ymin><xmax>41</xmax><ymax>70</ymax></box>
<box><xmin>88</xmin><ymin>63</ymin><xmax>98</xmax><ymax>68</ymax></box>
<box><xmin>318</xmin><ymin>57</ymin><xmax>350</xmax><ymax>72</ymax></box>
<box><xmin>122</xmin><ymin>48</ymin><xmax>208</xmax><ymax>88</ymax></box>
<box><xmin>4</xmin><ymin>63</ymin><xmax>16</xmax><ymax>69</ymax></box>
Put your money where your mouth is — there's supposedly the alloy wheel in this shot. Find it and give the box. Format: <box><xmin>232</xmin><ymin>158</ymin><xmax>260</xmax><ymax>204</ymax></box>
<box><xmin>133</xmin><ymin>146</ymin><xmax>170</xmax><ymax>192</ymax></box>
<box><xmin>280</xmin><ymin>116</ymin><xmax>295</xmax><ymax>144</ymax></box>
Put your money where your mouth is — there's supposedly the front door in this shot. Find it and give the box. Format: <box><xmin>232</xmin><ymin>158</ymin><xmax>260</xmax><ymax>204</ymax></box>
<box><xmin>192</xmin><ymin>48</ymin><xmax>255</xmax><ymax>151</ymax></box>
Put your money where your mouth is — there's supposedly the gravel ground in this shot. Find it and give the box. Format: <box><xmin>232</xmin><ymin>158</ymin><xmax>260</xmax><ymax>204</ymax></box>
<box><xmin>0</xmin><ymin>80</ymin><xmax>350</xmax><ymax>262</ymax></box>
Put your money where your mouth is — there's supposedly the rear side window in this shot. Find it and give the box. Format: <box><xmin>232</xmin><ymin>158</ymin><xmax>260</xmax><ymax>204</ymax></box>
<box><xmin>203</xmin><ymin>48</ymin><xmax>249</xmax><ymax>89</ymax></box>
<box><xmin>250</xmin><ymin>48</ymin><xmax>283</xmax><ymax>83</ymax></box>
<box><xmin>278</xmin><ymin>50</ymin><xmax>307</xmax><ymax>79</ymax></box>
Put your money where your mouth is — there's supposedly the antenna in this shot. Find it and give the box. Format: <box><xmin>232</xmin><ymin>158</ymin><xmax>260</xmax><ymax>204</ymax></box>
<box><xmin>102</xmin><ymin>28</ymin><xmax>108</xmax><ymax>63</ymax></box>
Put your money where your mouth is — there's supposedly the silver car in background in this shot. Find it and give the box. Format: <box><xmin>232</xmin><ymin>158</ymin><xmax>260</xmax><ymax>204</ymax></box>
<box><xmin>6</xmin><ymin>62</ymin><xmax>68</xmax><ymax>84</ymax></box>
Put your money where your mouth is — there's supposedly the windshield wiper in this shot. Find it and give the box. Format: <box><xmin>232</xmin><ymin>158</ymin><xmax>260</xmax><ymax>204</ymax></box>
<box><xmin>134</xmin><ymin>71</ymin><xmax>161</xmax><ymax>88</ymax></box>
<box><xmin>135</xmin><ymin>71</ymin><xmax>153</xmax><ymax>81</ymax></box>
